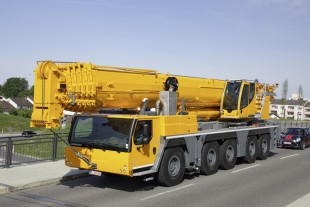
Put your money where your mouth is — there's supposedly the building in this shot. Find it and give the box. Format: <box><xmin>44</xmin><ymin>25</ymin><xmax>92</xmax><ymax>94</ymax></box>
<box><xmin>304</xmin><ymin>102</ymin><xmax>310</xmax><ymax>121</ymax></box>
<box><xmin>0</xmin><ymin>97</ymin><xmax>33</xmax><ymax>114</ymax></box>
<box><xmin>7</xmin><ymin>98</ymin><xmax>33</xmax><ymax>110</ymax></box>
<box><xmin>0</xmin><ymin>101</ymin><xmax>15</xmax><ymax>114</ymax></box>
<box><xmin>270</xmin><ymin>99</ymin><xmax>308</xmax><ymax>120</ymax></box>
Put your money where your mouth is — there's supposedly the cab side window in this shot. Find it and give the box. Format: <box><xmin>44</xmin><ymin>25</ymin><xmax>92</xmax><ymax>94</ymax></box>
<box><xmin>240</xmin><ymin>84</ymin><xmax>249</xmax><ymax>109</ymax></box>
<box><xmin>249</xmin><ymin>83</ymin><xmax>255</xmax><ymax>103</ymax></box>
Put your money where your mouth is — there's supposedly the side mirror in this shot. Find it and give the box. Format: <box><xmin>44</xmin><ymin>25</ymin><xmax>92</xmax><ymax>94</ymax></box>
<box><xmin>142</xmin><ymin>123</ymin><xmax>151</xmax><ymax>144</ymax></box>
<box><xmin>143</xmin><ymin>123</ymin><xmax>151</xmax><ymax>137</ymax></box>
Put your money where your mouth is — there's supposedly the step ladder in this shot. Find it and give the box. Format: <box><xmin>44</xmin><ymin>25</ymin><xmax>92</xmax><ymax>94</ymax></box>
<box><xmin>255</xmin><ymin>83</ymin><xmax>266</xmax><ymax>118</ymax></box>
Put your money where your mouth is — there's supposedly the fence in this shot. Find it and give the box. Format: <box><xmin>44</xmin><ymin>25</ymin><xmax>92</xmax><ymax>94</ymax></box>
<box><xmin>279</xmin><ymin>121</ymin><xmax>310</xmax><ymax>132</ymax></box>
<box><xmin>0</xmin><ymin>133</ymin><xmax>67</xmax><ymax>168</ymax></box>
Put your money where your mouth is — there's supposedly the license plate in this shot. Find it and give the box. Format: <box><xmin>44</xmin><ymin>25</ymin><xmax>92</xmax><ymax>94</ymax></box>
<box><xmin>89</xmin><ymin>170</ymin><xmax>102</xmax><ymax>176</ymax></box>
<box><xmin>283</xmin><ymin>142</ymin><xmax>291</xmax><ymax>145</ymax></box>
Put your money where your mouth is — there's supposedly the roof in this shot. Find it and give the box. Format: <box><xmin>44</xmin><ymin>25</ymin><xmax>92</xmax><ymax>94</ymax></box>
<box><xmin>10</xmin><ymin>98</ymin><xmax>33</xmax><ymax>107</ymax></box>
<box><xmin>305</xmin><ymin>102</ymin><xmax>310</xmax><ymax>108</ymax></box>
<box><xmin>271</xmin><ymin>99</ymin><xmax>308</xmax><ymax>106</ymax></box>
<box><xmin>0</xmin><ymin>101</ymin><xmax>15</xmax><ymax>110</ymax></box>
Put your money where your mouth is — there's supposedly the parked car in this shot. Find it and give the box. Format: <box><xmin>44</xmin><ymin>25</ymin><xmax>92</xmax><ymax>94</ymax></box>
<box><xmin>22</xmin><ymin>130</ymin><xmax>37</xmax><ymax>137</ymax></box>
<box><xmin>278</xmin><ymin>127</ymin><xmax>310</xmax><ymax>150</ymax></box>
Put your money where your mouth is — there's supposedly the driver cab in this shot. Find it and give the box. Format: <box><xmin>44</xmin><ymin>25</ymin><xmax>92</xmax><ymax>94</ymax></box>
<box><xmin>221</xmin><ymin>80</ymin><xmax>257</xmax><ymax>120</ymax></box>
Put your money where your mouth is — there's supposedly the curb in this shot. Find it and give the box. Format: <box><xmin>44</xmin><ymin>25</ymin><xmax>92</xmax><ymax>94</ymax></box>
<box><xmin>0</xmin><ymin>171</ymin><xmax>89</xmax><ymax>195</ymax></box>
<box><xmin>0</xmin><ymin>186</ymin><xmax>8</xmax><ymax>194</ymax></box>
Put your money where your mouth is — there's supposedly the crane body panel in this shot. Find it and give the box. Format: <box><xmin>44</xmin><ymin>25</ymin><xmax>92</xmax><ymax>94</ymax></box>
<box><xmin>31</xmin><ymin>61</ymin><xmax>226</xmax><ymax>128</ymax></box>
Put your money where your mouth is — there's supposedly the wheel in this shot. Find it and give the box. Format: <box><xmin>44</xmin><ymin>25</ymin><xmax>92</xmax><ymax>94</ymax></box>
<box><xmin>157</xmin><ymin>147</ymin><xmax>185</xmax><ymax>186</ymax></box>
<box><xmin>299</xmin><ymin>141</ymin><xmax>305</xmax><ymax>150</ymax></box>
<box><xmin>244</xmin><ymin>136</ymin><xmax>258</xmax><ymax>163</ymax></box>
<box><xmin>257</xmin><ymin>135</ymin><xmax>270</xmax><ymax>160</ymax></box>
<box><xmin>219</xmin><ymin>139</ymin><xmax>237</xmax><ymax>170</ymax></box>
<box><xmin>201</xmin><ymin>142</ymin><xmax>220</xmax><ymax>175</ymax></box>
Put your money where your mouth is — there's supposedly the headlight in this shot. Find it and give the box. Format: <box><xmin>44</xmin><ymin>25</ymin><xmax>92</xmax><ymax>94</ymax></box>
<box><xmin>295</xmin><ymin>137</ymin><xmax>301</xmax><ymax>142</ymax></box>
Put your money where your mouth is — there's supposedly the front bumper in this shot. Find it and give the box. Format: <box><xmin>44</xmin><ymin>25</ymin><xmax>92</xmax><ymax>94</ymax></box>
<box><xmin>281</xmin><ymin>140</ymin><xmax>300</xmax><ymax>148</ymax></box>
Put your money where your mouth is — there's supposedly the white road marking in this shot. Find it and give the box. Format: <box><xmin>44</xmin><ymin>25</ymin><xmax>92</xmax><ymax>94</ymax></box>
<box><xmin>285</xmin><ymin>192</ymin><xmax>310</xmax><ymax>207</ymax></box>
<box><xmin>141</xmin><ymin>184</ymin><xmax>195</xmax><ymax>201</ymax></box>
<box><xmin>232</xmin><ymin>164</ymin><xmax>261</xmax><ymax>174</ymax></box>
<box><xmin>280</xmin><ymin>154</ymin><xmax>299</xmax><ymax>160</ymax></box>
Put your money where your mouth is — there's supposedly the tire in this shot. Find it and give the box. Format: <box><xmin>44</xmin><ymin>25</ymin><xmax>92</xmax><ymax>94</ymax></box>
<box><xmin>157</xmin><ymin>147</ymin><xmax>185</xmax><ymax>187</ymax></box>
<box><xmin>219</xmin><ymin>139</ymin><xmax>237</xmax><ymax>170</ymax></box>
<box><xmin>201</xmin><ymin>142</ymin><xmax>220</xmax><ymax>175</ymax></box>
<box><xmin>244</xmin><ymin>136</ymin><xmax>258</xmax><ymax>163</ymax></box>
<box><xmin>299</xmin><ymin>141</ymin><xmax>305</xmax><ymax>150</ymax></box>
<box><xmin>257</xmin><ymin>135</ymin><xmax>270</xmax><ymax>160</ymax></box>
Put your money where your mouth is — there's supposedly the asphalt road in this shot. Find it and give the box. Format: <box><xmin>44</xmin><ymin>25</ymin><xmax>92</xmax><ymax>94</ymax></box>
<box><xmin>1</xmin><ymin>147</ymin><xmax>310</xmax><ymax>207</ymax></box>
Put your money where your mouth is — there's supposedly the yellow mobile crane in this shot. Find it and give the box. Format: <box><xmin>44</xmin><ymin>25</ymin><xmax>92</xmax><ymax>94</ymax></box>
<box><xmin>31</xmin><ymin>61</ymin><xmax>279</xmax><ymax>186</ymax></box>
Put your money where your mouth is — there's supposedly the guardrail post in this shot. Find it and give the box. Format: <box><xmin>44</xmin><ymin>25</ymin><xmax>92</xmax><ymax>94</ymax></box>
<box><xmin>52</xmin><ymin>134</ymin><xmax>58</xmax><ymax>161</ymax></box>
<box><xmin>5</xmin><ymin>138</ymin><xmax>13</xmax><ymax>168</ymax></box>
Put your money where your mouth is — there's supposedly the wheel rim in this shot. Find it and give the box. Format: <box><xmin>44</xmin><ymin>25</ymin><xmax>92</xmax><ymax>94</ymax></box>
<box><xmin>226</xmin><ymin>145</ymin><xmax>234</xmax><ymax>162</ymax></box>
<box><xmin>168</xmin><ymin>155</ymin><xmax>180</xmax><ymax>176</ymax></box>
<box><xmin>249</xmin><ymin>141</ymin><xmax>256</xmax><ymax>156</ymax></box>
<box><xmin>262</xmin><ymin>139</ymin><xmax>268</xmax><ymax>153</ymax></box>
<box><xmin>207</xmin><ymin>149</ymin><xmax>217</xmax><ymax>166</ymax></box>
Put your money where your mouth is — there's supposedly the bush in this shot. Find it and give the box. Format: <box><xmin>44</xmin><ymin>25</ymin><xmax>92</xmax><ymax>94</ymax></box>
<box><xmin>9</xmin><ymin>109</ymin><xmax>32</xmax><ymax>118</ymax></box>
<box><xmin>9</xmin><ymin>109</ymin><xmax>18</xmax><ymax>116</ymax></box>
<box><xmin>17</xmin><ymin>109</ymin><xmax>32</xmax><ymax>118</ymax></box>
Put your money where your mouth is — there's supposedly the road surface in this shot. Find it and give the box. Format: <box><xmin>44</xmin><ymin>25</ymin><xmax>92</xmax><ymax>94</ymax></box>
<box><xmin>0</xmin><ymin>147</ymin><xmax>310</xmax><ymax>207</ymax></box>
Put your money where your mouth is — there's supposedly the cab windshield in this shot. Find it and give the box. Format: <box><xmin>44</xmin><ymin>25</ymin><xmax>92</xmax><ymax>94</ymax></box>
<box><xmin>69</xmin><ymin>116</ymin><xmax>134</xmax><ymax>152</ymax></box>
<box><xmin>222</xmin><ymin>81</ymin><xmax>241</xmax><ymax>111</ymax></box>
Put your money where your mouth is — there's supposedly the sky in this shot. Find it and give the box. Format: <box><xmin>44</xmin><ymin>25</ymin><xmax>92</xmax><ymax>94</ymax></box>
<box><xmin>0</xmin><ymin>0</ymin><xmax>309</xmax><ymax>99</ymax></box>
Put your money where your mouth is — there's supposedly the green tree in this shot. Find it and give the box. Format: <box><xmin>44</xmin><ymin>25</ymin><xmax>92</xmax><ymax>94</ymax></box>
<box><xmin>27</xmin><ymin>85</ymin><xmax>34</xmax><ymax>97</ymax></box>
<box><xmin>2</xmin><ymin>77</ymin><xmax>29</xmax><ymax>98</ymax></box>
<box><xmin>297</xmin><ymin>84</ymin><xmax>303</xmax><ymax>105</ymax></box>
<box><xmin>0</xmin><ymin>84</ymin><xmax>3</xmax><ymax>96</ymax></box>
<box><xmin>297</xmin><ymin>85</ymin><xmax>303</xmax><ymax>100</ymax></box>
<box><xmin>281</xmin><ymin>79</ymin><xmax>288</xmax><ymax>104</ymax></box>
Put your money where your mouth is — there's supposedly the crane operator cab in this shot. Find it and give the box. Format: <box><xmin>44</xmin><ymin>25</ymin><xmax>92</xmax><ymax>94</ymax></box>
<box><xmin>220</xmin><ymin>80</ymin><xmax>268</xmax><ymax>120</ymax></box>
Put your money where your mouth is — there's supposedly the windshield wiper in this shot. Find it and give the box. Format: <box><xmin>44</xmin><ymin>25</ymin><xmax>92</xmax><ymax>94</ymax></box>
<box><xmin>84</xmin><ymin>143</ymin><xmax>94</xmax><ymax>150</ymax></box>
<box><xmin>100</xmin><ymin>143</ymin><xmax>121</xmax><ymax>153</ymax></box>
<box><xmin>85</xmin><ymin>141</ymin><xmax>106</xmax><ymax>152</ymax></box>
<box><xmin>86</xmin><ymin>141</ymin><xmax>121</xmax><ymax>153</ymax></box>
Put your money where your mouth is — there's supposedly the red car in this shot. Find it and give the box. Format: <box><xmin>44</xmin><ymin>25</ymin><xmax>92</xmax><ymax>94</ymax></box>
<box><xmin>280</xmin><ymin>127</ymin><xmax>310</xmax><ymax>150</ymax></box>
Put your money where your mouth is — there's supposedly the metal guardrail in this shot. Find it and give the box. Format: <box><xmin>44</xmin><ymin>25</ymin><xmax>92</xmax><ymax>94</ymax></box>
<box><xmin>0</xmin><ymin>133</ymin><xmax>67</xmax><ymax>168</ymax></box>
